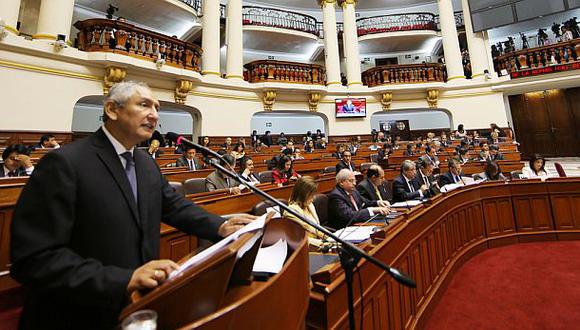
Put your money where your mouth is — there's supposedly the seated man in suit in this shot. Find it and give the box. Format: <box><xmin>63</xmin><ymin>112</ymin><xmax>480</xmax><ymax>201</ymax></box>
<box><xmin>1</xmin><ymin>144</ymin><xmax>34</xmax><ymax>177</ymax></box>
<box><xmin>392</xmin><ymin>160</ymin><xmax>429</xmax><ymax>203</ymax></box>
<box><xmin>477</xmin><ymin>142</ymin><xmax>491</xmax><ymax>161</ymax></box>
<box><xmin>328</xmin><ymin>169</ymin><xmax>391</xmax><ymax>229</ymax></box>
<box><xmin>404</xmin><ymin>143</ymin><xmax>416</xmax><ymax>156</ymax></box>
<box><xmin>335</xmin><ymin>150</ymin><xmax>357</xmax><ymax>173</ymax></box>
<box><xmin>146</xmin><ymin>139</ymin><xmax>163</xmax><ymax>159</ymax></box>
<box><xmin>205</xmin><ymin>154</ymin><xmax>241</xmax><ymax>194</ymax></box>
<box><xmin>10</xmin><ymin>81</ymin><xmax>255</xmax><ymax>329</ymax></box>
<box><xmin>356</xmin><ymin>164</ymin><xmax>392</xmax><ymax>202</ymax></box>
<box><xmin>176</xmin><ymin>146</ymin><xmax>202</xmax><ymax>170</ymax></box>
<box><xmin>424</xmin><ymin>146</ymin><xmax>440</xmax><ymax>168</ymax></box>
<box><xmin>35</xmin><ymin>134</ymin><xmax>60</xmax><ymax>149</ymax></box>
<box><xmin>438</xmin><ymin>158</ymin><xmax>467</xmax><ymax>187</ymax></box>
<box><xmin>413</xmin><ymin>156</ymin><xmax>440</xmax><ymax>197</ymax></box>
<box><xmin>489</xmin><ymin>145</ymin><xmax>504</xmax><ymax>161</ymax></box>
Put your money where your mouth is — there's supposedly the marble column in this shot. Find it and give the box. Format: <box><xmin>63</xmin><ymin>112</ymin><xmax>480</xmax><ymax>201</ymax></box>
<box><xmin>320</xmin><ymin>0</ymin><xmax>341</xmax><ymax>86</ymax></box>
<box><xmin>437</xmin><ymin>0</ymin><xmax>464</xmax><ymax>81</ymax></box>
<box><xmin>201</xmin><ymin>0</ymin><xmax>222</xmax><ymax>77</ymax></box>
<box><xmin>461</xmin><ymin>0</ymin><xmax>489</xmax><ymax>80</ymax></box>
<box><xmin>35</xmin><ymin>0</ymin><xmax>75</xmax><ymax>41</ymax></box>
<box><xmin>225</xmin><ymin>0</ymin><xmax>243</xmax><ymax>80</ymax></box>
<box><xmin>341</xmin><ymin>0</ymin><xmax>362</xmax><ymax>86</ymax></box>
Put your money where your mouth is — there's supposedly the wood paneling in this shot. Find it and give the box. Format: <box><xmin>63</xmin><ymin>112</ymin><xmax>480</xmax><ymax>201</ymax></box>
<box><xmin>0</xmin><ymin>131</ymin><xmax>72</xmax><ymax>147</ymax></box>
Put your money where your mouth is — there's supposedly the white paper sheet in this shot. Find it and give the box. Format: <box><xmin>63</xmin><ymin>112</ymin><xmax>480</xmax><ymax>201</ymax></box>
<box><xmin>390</xmin><ymin>200</ymin><xmax>423</xmax><ymax>208</ymax></box>
<box><xmin>328</xmin><ymin>226</ymin><xmax>377</xmax><ymax>243</ymax></box>
<box><xmin>265</xmin><ymin>206</ymin><xmax>281</xmax><ymax>218</ymax></box>
<box><xmin>252</xmin><ymin>239</ymin><xmax>288</xmax><ymax>274</ymax></box>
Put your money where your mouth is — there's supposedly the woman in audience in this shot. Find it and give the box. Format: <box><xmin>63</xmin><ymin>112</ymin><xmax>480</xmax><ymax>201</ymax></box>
<box><xmin>454</xmin><ymin>124</ymin><xmax>467</xmax><ymax>139</ymax></box>
<box><xmin>292</xmin><ymin>148</ymin><xmax>305</xmax><ymax>160</ymax></box>
<box><xmin>284</xmin><ymin>176</ymin><xmax>326</xmax><ymax>248</ymax></box>
<box><xmin>201</xmin><ymin>136</ymin><xmax>211</xmax><ymax>148</ymax></box>
<box><xmin>476</xmin><ymin>161</ymin><xmax>507</xmax><ymax>181</ymax></box>
<box><xmin>239</xmin><ymin>157</ymin><xmax>260</xmax><ymax>183</ymax></box>
<box><xmin>272</xmin><ymin>155</ymin><xmax>300</xmax><ymax>186</ymax></box>
<box><xmin>304</xmin><ymin>140</ymin><xmax>315</xmax><ymax>153</ymax></box>
<box><xmin>522</xmin><ymin>154</ymin><xmax>549</xmax><ymax>179</ymax></box>
<box><xmin>231</xmin><ymin>143</ymin><xmax>246</xmax><ymax>161</ymax></box>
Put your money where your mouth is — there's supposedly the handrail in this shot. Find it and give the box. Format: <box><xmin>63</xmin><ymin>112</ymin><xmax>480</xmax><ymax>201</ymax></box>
<box><xmin>74</xmin><ymin>19</ymin><xmax>203</xmax><ymax>72</ymax></box>
<box><xmin>242</xmin><ymin>6</ymin><xmax>320</xmax><ymax>37</ymax></box>
<box><xmin>362</xmin><ymin>63</ymin><xmax>446</xmax><ymax>86</ymax></box>
<box><xmin>356</xmin><ymin>12</ymin><xmax>437</xmax><ymax>36</ymax></box>
<box><xmin>243</xmin><ymin>60</ymin><xmax>326</xmax><ymax>85</ymax></box>
<box><xmin>178</xmin><ymin>0</ymin><xmax>201</xmax><ymax>15</ymax></box>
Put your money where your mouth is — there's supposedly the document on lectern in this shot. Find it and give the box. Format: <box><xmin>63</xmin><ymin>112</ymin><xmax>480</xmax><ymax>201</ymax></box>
<box><xmin>168</xmin><ymin>214</ymin><xmax>267</xmax><ymax>279</ymax></box>
<box><xmin>252</xmin><ymin>238</ymin><xmax>288</xmax><ymax>274</ymax></box>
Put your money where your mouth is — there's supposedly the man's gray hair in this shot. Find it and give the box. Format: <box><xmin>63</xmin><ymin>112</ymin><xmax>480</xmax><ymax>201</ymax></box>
<box><xmin>103</xmin><ymin>81</ymin><xmax>150</xmax><ymax>122</ymax></box>
<box><xmin>401</xmin><ymin>160</ymin><xmax>415</xmax><ymax>172</ymax></box>
<box><xmin>336</xmin><ymin>169</ymin><xmax>353</xmax><ymax>184</ymax></box>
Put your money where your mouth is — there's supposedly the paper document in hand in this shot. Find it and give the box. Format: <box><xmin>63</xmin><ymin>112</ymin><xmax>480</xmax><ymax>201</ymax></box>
<box><xmin>265</xmin><ymin>206</ymin><xmax>281</xmax><ymax>218</ymax></box>
<box><xmin>252</xmin><ymin>239</ymin><xmax>288</xmax><ymax>274</ymax></box>
<box><xmin>168</xmin><ymin>214</ymin><xmax>267</xmax><ymax>279</ymax></box>
<box><xmin>328</xmin><ymin>226</ymin><xmax>377</xmax><ymax>243</ymax></box>
<box><xmin>390</xmin><ymin>200</ymin><xmax>423</xmax><ymax>208</ymax></box>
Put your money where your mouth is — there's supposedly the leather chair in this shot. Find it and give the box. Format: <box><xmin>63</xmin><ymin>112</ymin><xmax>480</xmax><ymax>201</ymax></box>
<box><xmin>258</xmin><ymin>170</ymin><xmax>273</xmax><ymax>183</ymax></box>
<box><xmin>510</xmin><ymin>170</ymin><xmax>523</xmax><ymax>179</ymax></box>
<box><xmin>322</xmin><ymin>166</ymin><xmax>336</xmax><ymax>174</ymax></box>
<box><xmin>312</xmin><ymin>194</ymin><xmax>329</xmax><ymax>226</ymax></box>
<box><xmin>183</xmin><ymin>178</ymin><xmax>207</xmax><ymax>195</ymax></box>
<box><xmin>169</xmin><ymin>181</ymin><xmax>185</xmax><ymax>197</ymax></box>
<box><xmin>252</xmin><ymin>199</ymin><xmax>288</xmax><ymax>216</ymax></box>
<box><xmin>554</xmin><ymin>162</ymin><xmax>567</xmax><ymax>177</ymax></box>
<box><xmin>360</xmin><ymin>162</ymin><xmax>375</xmax><ymax>172</ymax></box>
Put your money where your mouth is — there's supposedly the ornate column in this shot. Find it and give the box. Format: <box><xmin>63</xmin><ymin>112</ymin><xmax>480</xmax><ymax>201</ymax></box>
<box><xmin>437</xmin><ymin>0</ymin><xmax>464</xmax><ymax>82</ymax></box>
<box><xmin>0</xmin><ymin>0</ymin><xmax>21</xmax><ymax>34</ymax></box>
<box><xmin>201</xmin><ymin>0</ymin><xmax>221</xmax><ymax>77</ymax></box>
<box><xmin>341</xmin><ymin>0</ymin><xmax>362</xmax><ymax>86</ymax></box>
<box><xmin>461</xmin><ymin>0</ymin><xmax>489</xmax><ymax>80</ymax></box>
<box><xmin>225</xmin><ymin>0</ymin><xmax>243</xmax><ymax>80</ymax></box>
<box><xmin>320</xmin><ymin>0</ymin><xmax>341</xmax><ymax>86</ymax></box>
<box><xmin>35</xmin><ymin>0</ymin><xmax>75</xmax><ymax>41</ymax></box>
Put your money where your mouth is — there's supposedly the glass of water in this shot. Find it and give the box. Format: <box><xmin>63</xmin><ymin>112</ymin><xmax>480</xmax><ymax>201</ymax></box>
<box><xmin>121</xmin><ymin>310</ymin><xmax>158</xmax><ymax>330</ymax></box>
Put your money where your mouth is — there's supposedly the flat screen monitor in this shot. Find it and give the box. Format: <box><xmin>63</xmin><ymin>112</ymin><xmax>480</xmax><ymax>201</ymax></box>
<box><xmin>335</xmin><ymin>98</ymin><xmax>366</xmax><ymax>118</ymax></box>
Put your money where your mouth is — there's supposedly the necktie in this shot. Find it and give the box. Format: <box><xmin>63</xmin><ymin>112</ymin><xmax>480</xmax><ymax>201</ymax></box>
<box><xmin>374</xmin><ymin>186</ymin><xmax>383</xmax><ymax>201</ymax></box>
<box><xmin>188</xmin><ymin>159</ymin><xmax>194</xmax><ymax>170</ymax></box>
<box><xmin>423</xmin><ymin>175</ymin><xmax>429</xmax><ymax>186</ymax></box>
<box><xmin>8</xmin><ymin>170</ymin><xmax>17</xmax><ymax>177</ymax></box>
<box><xmin>349</xmin><ymin>193</ymin><xmax>359</xmax><ymax>211</ymax></box>
<box><xmin>120</xmin><ymin>152</ymin><xmax>138</xmax><ymax>203</ymax></box>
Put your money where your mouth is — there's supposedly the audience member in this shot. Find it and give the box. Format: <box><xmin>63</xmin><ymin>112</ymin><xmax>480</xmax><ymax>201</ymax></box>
<box><xmin>377</xmin><ymin>131</ymin><xmax>386</xmax><ymax>142</ymax></box>
<box><xmin>314</xmin><ymin>129</ymin><xmax>325</xmax><ymax>140</ymax></box>
<box><xmin>455</xmin><ymin>147</ymin><xmax>470</xmax><ymax>164</ymax></box>
<box><xmin>439</xmin><ymin>159</ymin><xmax>466</xmax><ymax>186</ymax></box>
<box><xmin>239</xmin><ymin>157</ymin><xmax>260</xmax><ymax>183</ymax></box>
<box><xmin>147</xmin><ymin>139</ymin><xmax>162</xmax><ymax>159</ymax></box>
<box><xmin>201</xmin><ymin>136</ymin><xmax>211</xmax><ymax>147</ymax></box>
<box><xmin>489</xmin><ymin>145</ymin><xmax>504</xmax><ymax>161</ymax></box>
<box><xmin>261</xmin><ymin>131</ymin><xmax>273</xmax><ymax>147</ymax></box>
<box><xmin>522</xmin><ymin>154</ymin><xmax>549</xmax><ymax>179</ymax></box>
<box><xmin>454</xmin><ymin>124</ymin><xmax>467</xmax><ymax>139</ymax></box>
<box><xmin>328</xmin><ymin>169</ymin><xmax>391</xmax><ymax>229</ymax></box>
<box><xmin>292</xmin><ymin>148</ymin><xmax>305</xmax><ymax>160</ymax></box>
<box><xmin>404</xmin><ymin>143</ymin><xmax>416</xmax><ymax>156</ymax></box>
<box><xmin>222</xmin><ymin>137</ymin><xmax>233</xmax><ymax>150</ymax></box>
<box><xmin>488</xmin><ymin>131</ymin><xmax>500</xmax><ymax>145</ymax></box>
<box><xmin>424</xmin><ymin>146</ymin><xmax>440</xmax><ymax>167</ymax></box>
<box><xmin>36</xmin><ymin>134</ymin><xmax>60</xmax><ymax>149</ymax></box>
<box><xmin>475</xmin><ymin>161</ymin><xmax>507</xmax><ymax>181</ymax></box>
<box><xmin>315</xmin><ymin>137</ymin><xmax>327</xmax><ymax>149</ymax></box>
<box><xmin>490</xmin><ymin>123</ymin><xmax>506</xmax><ymax>137</ymax></box>
<box><xmin>1</xmin><ymin>144</ymin><xmax>34</xmax><ymax>177</ymax></box>
<box><xmin>378</xmin><ymin>143</ymin><xmax>392</xmax><ymax>163</ymax></box>
<box><xmin>251</xmin><ymin>130</ymin><xmax>259</xmax><ymax>148</ymax></box>
<box><xmin>304</xmin><ymin>140</ymin><xmax>315</xmax><ymax>153</ymax></box>
<box><xmin>349</xmin><ymin>136</ymin><xmax>362</xmax><ymax>155</ymax></box>
<box><xmin>205</xmin><ymin>154</ymin><xmax>241</xmax><ymax>194</ymax></box>
<box><xmin>333</xmin><ymin>144</ymin><xmax>347</xmax><ymax>159</ymax></box>
<box><xmin>231</xmin><ymin>143</ymin><xmax>246</xmax><ymax>161</ymax></box>
<box><xmin>284</xmin><ymin>176</ymin><xmax>326</xmax><ymax>247</ymax></box>
<box><xmin>176</xmin><ymin>147</ymin><xmax>201</xmax><ymax>170</ymax></box>
<box><xmin>277</xmin><ymin>132</ymin><xmax>288</xmax><ymax>146</ymax></box>
<box><xmin>356</xmin><ymin>165</ymin><xmax>392</xmax><ymax>202</ymax></box>
<box><xmin>477</xmin><ymin>142</ymin><xmax>491</xmax><ymax>161</ymax></box>
<box><xmin>392</xmin><ymin>160</ymin><xmax>428</xmax><ymax>202</ymax></box>
<box><xmin>272</xmin><ymin>155</ymin><xmax>300</xmax><ymax>186</ymax></box>
<box><xmin>335</xmin><ymin>150</ymin><xmax>357</xmax><ymax>173</ymax></box>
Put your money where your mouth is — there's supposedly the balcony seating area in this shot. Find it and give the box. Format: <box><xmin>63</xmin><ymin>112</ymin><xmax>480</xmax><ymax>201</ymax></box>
<box><xmin>244</xmin><ymin>60</ymin><xmax>326</xmax><ymax>85</ymax></box>
<box><xmin>357</xmin><ymin>13</ymin><xmax>437</xmax><ymax>36</ymax></box>
<box><xmin>362</xmin><ymin>63</ymin><xmax>446</xmax><ymax>86</ymax></box>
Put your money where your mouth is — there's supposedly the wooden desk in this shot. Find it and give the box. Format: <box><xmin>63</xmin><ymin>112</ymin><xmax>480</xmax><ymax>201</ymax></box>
<box><xmin>307</xmin><ymin>178</ymin><xmax>580</xmax><ymax>329</ymax></box>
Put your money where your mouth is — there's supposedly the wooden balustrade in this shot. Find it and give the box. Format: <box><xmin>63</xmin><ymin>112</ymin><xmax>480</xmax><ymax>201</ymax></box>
<box><xmin>74</xmin><ymin>19</ymin><xmax>202</xmax><ymax>72</ymax></box>
<box><xmin>495</xmin><ymin>38</ymin><xmax>580</xmax><ymax>77</ymax></box>
<box><xmin>244</xmin><ymin>60</ymin><xmax>326</xmax><ymax>85</ymax></box>
<box><xmin>362</xmin><ymin>63</ymin><xmax>446</xmax><ymax>86</ymax></box>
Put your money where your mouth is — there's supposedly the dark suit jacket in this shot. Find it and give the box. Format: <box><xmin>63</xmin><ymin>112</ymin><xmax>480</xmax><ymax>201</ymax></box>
<box><xmin>175</xmin><ymin>155</ymin><xmax>202</xmax><ymax>170</ymax></box>
<box><xmin>438</xmin><ymin>171</ymin><xmax>465</xmax><ymax>187</ymax></box>
<box><xmin>392</xmin><ymin>175</ymin><xmax>422</xmax><ymax>203</ymax></box>
<box><xmin>335</xmin><ymin>160</ymin><xmax>357</xmax><ymax>173</ymax></box>
<box><xmin>356</xmin><ymin>179</ymin><xmax>391</xmax><ymax>202</ymax></box>
<box><xmin>0</xmin><ymin>165</ymin><xmax>28</xmax><ymax>177</ymax></box>
<box><xmin>327</xmin><ymin>186</ymin><xmax>378</xmax><ymax>229</ymax></box>
<box><xmin>10</xmin><ymin>129</ymin><xmax>225</xmax><ymax>329</ymax></box>
<box><xmin>413</xmin><ymin>170</ymin><xmax>439</xmax><ymax>197</ymax></box>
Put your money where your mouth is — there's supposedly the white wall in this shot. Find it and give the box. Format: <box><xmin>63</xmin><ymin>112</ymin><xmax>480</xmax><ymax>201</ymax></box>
<box><xmin>370</xmin><ymin>109</ymin><xmax>451</xmax><ymax>130</ymax></box>
<box><xmin>250</xmin><ymin>112</ymin><xmax>326</xmax><ymax>135</ymax></box>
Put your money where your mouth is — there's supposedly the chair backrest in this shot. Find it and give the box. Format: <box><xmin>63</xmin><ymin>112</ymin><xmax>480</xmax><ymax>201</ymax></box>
<box><xmin>510</xmin><ymin>170</ymin><xmax>523</xmax><ymax>179</ymax></box>
<box><xmin>258</xmin><ymin>170</ymin><xmax>273</xmax><ymax>183</ymax></box>
<box><xmin>312</xmin><ymin>194</ymin><xmax>329</xmax><ymax>226</ymax></box>
<box><xmin>554</xmin><ymin>162</ymin><xmax>567</xmax><ymax>177</ymax></box>
<box><xmin>252</xmin><ymin>199</ymin><xmax>288</xmax><ymax>216</ymax></box>
<box><xmin>183</xmin><ymin>178</ymin><xmax>207</xmax><ymax>194</ymax></box>
<box><xmin>360</xmin><ymin>162</ymin><xmax>375</xmax><ymax>172</ymax></box>
<box><xmin>370</xmin><ymin>153</ymin><xmax>379</xmax><ymax>163</ymax></box>
<box><xmin>169</xmin><ymin>181</ymin><xmax>185</xmax><ymax>197</ymax></box>
<box><xmin>322</xmin><ymin>166</ymin><xmax>336</xmax><ymax>174</ymax></box>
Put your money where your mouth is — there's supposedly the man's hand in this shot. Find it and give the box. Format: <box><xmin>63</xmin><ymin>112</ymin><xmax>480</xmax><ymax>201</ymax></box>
<box><xmin>127</xmin><ymin>259</ymin><xmax>179</xmax><ymax>293</ymax></box>
<box><xmin>377</xmin><ymin>200</ymin><xmax>391</xmax><ymax>208</ymax></box>
<box><xmin>229</xmin><ymin>187</ymin><xmax>241</xmax><ymax>195</ymax></box>
<box><xmin>420</xmin><ymin>184</ymin><xmax>428</xmax><ymax>193</ymax></box>
<box><xmin>218</xmin><ymin>214</ymin><xmax>257</xmax><ymax>237</ymax></box>
<box><xmin>15</xmin><ymin>154</ymin><xmax>33</xmax><ymax>169</ymax></box>
<box><xmin>371</xmin><ymin>206</ymin><xmax>390</xmax><ymax>215</ymax></box>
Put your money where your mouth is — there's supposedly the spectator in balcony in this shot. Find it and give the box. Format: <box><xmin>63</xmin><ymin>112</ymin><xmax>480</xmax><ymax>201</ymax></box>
<box><xmin>454</xmin><ymin>124</ymin><xmax>467</xmax><ymax>139</ymax></box>
<box><xmin>277</xmin><ymin>132</ymin><xmax>288</xmax><ymax>146</ymax></box>
<box><xmin>261</xmin><ymin>130</ymin><xmax>273</xmax><ymax>147</ymax></box>
<box><xmin>272</xmin><ymin>155</ymin><xmax>300</xmax><ymax>186</ymax></box>
<box><xmin>522</xmin><ymin>154</ymin><xmax>549</xmax><ymax>179</ymax></box>
<box><xmin>239</xmin><ymin>157</ymin><xmax>260</xmax><ymax>184</ymax></box>
<box><xmin>1</xmin><ymin>144</ymin><xmax>34</xmax><ymax>177</ymax></box>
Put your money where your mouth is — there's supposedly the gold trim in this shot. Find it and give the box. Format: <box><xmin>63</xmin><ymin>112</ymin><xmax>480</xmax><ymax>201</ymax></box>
<box><xmin>201</xmin><ymin>71</ymin><xmax>222</xmax><ymax>76</ymax></box>
<box><xmin>440</xmin><ymin>91</ymin><xmax>497</xmax><ymax>99</ymax></box>
<box><xmin>470</xmin><ymin>73</ymin><xmax>485</xmax><ymax>78</ymax></box>
<box><xmin>225</xmin><ymin>75</ymin><xmax>244</xmax><ymax>79</ymax></box>
<box><xmin>190</xmin><ymin>91</ymin><xmax>258</xmax><ymax>101</ymax></box>
<box><xmin>0</xmin><ymin>60</ymin><xmax>102</xmax><ymax>81</ymax></box>
<box><xmin>347</xmin><ymin>81</ymin><xmax>363</xmax><ymax>86</ymax></box>
<box><xmin>447</xmin><ymin>75</ymin><xmax>466</xmax><ymax>81</ymax></box>
<box><xmin>31</xmin><ymin>33</ymin><xmax>58</xmax><ymax>40</ymax></box>
<box><xmin>5</xmin><ymin>25</ymin><xmax>19</xmax><ymax>35</ymax></box>
<box><xmin>326</xmin><ymin>81</ymin><xmax>341</xmax><ymax>85</ymax></box>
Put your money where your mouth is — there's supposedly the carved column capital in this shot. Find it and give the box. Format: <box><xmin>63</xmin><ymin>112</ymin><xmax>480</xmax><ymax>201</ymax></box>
<box><xmin>175</xmin><ymin>80</ymin><xmax>194</xmax><ymax>104</ymax></box>
<box><xmin>318</xmin><ymin>0</ymin><xmax>337</xmax><ymax>7</ymax></box>
<box><xmin>427</xmin><ymin>89</ymin><xmax>439</xmax><ymax>108</ymax></box>
<box><xmin>262</xmin><ymin>90</ymin><xmax>277</xmax><ymax>111</ymax></box>
<box><xmin>308</xmin><ymin>92</ymin><xmax>321</xmax><ymax>112</ymax></box>
<box><xmin>103</xmin><ymin>66</ymin><xmax>127</xmax><ymax>94</ymax></box>
<box><xmin>339</xmin><ymin>0</ymin><xmax>357</xmax><ymax>8</ymax></box>
<box><xmin>380</xmin><ymin>92</ymin><xmax>393</xmax><ymax>111</ymax></box>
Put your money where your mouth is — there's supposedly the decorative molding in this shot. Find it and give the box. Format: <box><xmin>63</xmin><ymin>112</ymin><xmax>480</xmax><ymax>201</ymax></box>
<box><xmin>308</xmin><ymin>92</ymin><xmax>321</xmax><ymax>112</ymax></box>
<box><xmin>262</xmin><ymin>90</ymin><xmax>277</xmax><ymax>111</ymax></box>
<box><xmin>175</xmin><ymin>80</ymin><xmax>194</xmax><ymax>104</ymax></box>
<box><xmin>201</xmin><ymin>71</ymin><xmax>222</xmax><ymax>76</ymax></box>
<box><xmin>0</xmin><ymin>60</ymin><xmax>101</xmax><ymax>81</ymax></box>
<box><xmin>427</xmin><ymin>89</ymin><xmax>439</xmax><ymax>108</ymax></box>
<box><xmin>103</xmin><ymin>66</ymin><xmax>127</xmax><ymax>94</ymax></box>
<box><xmin>380</xmin><ymin>92</ymin><xmax>393</xmax><ymax>111</ymax></box>
<box><xmin>319</xmin><ymin>0</ymin><xmax>337</xmax><ymax>7</ymax></box>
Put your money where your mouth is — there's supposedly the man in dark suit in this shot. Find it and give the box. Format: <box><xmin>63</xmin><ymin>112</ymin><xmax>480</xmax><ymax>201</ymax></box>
<box><xmin>356</xmin><ymin>165</ymin><xmax>392</xmax><ymax>202</ymax></box>
<box><xmin>328</xmin><ymin>169</ymin><xmax>390</xmax><ymax>229</ymax></box>
<box><xmin>34</xmin><ymin>134</ymin><xmax>60</xmax><ymax>150</ymax></box>
<box><xmin>392</xmin><ymin>160</ymin><xmax>428</xmax><ymax>203</ymax></box>
<box><xmin>413</xmin><ymin>157</ymin><xmax>440</xmax><ymax>197</ymax></box>
<box><xmin>10</xmin><ymin>82</ymin><xmax>255</xmax><ymax>329</ymax></box>
<box><xmin>205</xmin><ymin>154</ymin><xmax>241</xmax><ymax>194</ymax></box>
<box><xmin>335</xmin><ymin>150</ymin><xmax>357</xmax><ymax>173</ymax></box>
<box><xmin>175</xmin><ymin>146</ymin><xmax>202</xmax><ymax>170</ymax></box>
<box><xmin>1</xmin><ymin>144</ymin><xmax>34</xmax><ymax>177</ymax></box>
<box><xmin>489</xmin><ymin>145</ymin><xmax>505</xmax><ymax>161</ymax></box>
<box><xmin>439</xmin><ymin>159</ymin><xmax>466</xmax><ymax>187</ymax></box>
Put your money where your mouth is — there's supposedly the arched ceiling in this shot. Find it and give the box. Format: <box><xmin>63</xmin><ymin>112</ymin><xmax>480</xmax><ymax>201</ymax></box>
<box><xmin>247</xmin><ymin>0</ymin><xmax>436</xmax><ymax>11</ymax></box>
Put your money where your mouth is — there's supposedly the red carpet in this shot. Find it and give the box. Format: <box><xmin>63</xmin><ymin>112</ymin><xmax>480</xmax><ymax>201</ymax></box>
<box><xmin>424</xmin><ymin>241</ymin><xmax>580</xmax><ymax>330</ymax></box>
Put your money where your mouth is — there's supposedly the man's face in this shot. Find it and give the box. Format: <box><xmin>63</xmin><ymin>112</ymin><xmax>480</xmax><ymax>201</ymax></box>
<box><xmin>404</xmin><ymin>166</ymin><xmax>417</xmax><ymax>180</ymax></box>
<box><xmin>372</xmin><ymin>169</ymin><xmax>385</xmax><ymax>185</ymax></box>
<box><xmin>482</xmin><ymin>143</ymin><xmax>489</xmax><ymax>152</ymax></box>
<box><xmin>451</xmin><ymin>163</ymin><xmax>462</xmax><ymax>175</ymax></box>
<box><xmin>287</xmin><ymin>142</ymin><xmax>294</xmax><ymax>150</ymax></box>
<box><xmin>246</xmin><ymin>159</ymin><xmax>254</xmax><ymax>172</ymax></box>
<box><xmin>4</xmin><ymin>152</ymin><xmax>20</xmax><ymax>171</ymax></box>
<box><xmin>423</xmin><ymin>164</ymin><xmax>434</xmax><ymax>176</ymax></box>
<box><xmin>490</xmin><ymin>149</ymin><xmax>498</xmax><ymax>156</ymax></box>
<box><xmin>43</xmin><ymin>137</ymin><xmax>57</xmax><ymax>147</ymax></box>
<box><xmin>185</xmin><ymin>149</ymin><xmax>196</xmax><ymax>159</ymax></box>
<box><xmin>340</xmin><ymin>172</ymin><xmax>357</xmax><ymax>193</ymax></box>
<box><xmin>226</xmin><ymin>138</ymin><xmax>232</xmax><ymax>145</ymax></box>
<box><xmin>107</xmin><ymin>87</ymin><xmax>159</xmax><ymax>145</ymax></box>
<box><xmin>342</xmin><ymin>152</ymin><xmax>352</xmax><ymax>162</ymax></box>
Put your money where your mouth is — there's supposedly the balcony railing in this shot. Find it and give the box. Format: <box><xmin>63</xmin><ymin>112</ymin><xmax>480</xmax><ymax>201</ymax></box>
<box><xmin>74</xmin><ymin>19</ymin><xmax>202</xmax><ymax>72</ymax></box>
<box><xmin>494</xmin><ymin>38</ymin><xmax>580</xmax><ymax>76</ymax></box>
<box><xmin>362</xmin><ymin>63</ymin><xmax>446</xmax><ymax>86</ymax></box>
<box><xmin>357</xmin><ymin>13</ymin><xmax>437</xmax><ymax>36</ymax></box>
<box><xmin>244</xmin><ymin>60</ymin><xmax>326</xmax><ymax>85</ymax></box>
<box><xmin>434</xmin><ymin>11</ymin><xmax>464</xmax><ymax>29</ymax></box>
<box><xmin>242</xmin><ymin>6</ymin><xmax>320</xmax><ymax>37</ymax></box>
<box><xmin>178</xmin><ymin>0</ymin><xmax>201</xmax><ymax>15</ymax></box>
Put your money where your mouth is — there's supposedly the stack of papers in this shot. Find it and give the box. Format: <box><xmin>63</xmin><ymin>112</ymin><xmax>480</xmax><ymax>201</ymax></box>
<box><xmin>329</xmin><ymin>226</ymin><xmax>377</xmax><ymax>243</ymax></box>
<box><xmin>252</xmin><ymin>239</ymin><xmax>288</xmax><ymax>274</ymax></box>
<box><xmin>391</xmin><ymin>200</ymin><xmax>423</xmax><ymax>208</ymax></box>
